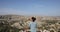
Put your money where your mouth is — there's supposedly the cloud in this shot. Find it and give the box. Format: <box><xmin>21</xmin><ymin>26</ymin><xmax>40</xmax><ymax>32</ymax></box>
<box><xmin>0</xmin><ymin>8</ymin><xmax>42</xmax><ymax>16</ymax></box>
<box><xmin>0</xmin><ymin>8</ymin><xmax>27</xmax><ymax>15</ymax></box>
<box><xmin>32</xmin><ymin>4</ymin><xmax>45</xmax><ymax>8</ymax></box>
<box><xmin>0</xmin><ymin>8</ymin><xmax>60</xmax><ymax>16</ymax></box>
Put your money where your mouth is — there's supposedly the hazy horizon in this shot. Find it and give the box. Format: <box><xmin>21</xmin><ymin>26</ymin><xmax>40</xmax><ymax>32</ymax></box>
<box><xmin>0</xmin><ymin>0</ymin><xmax>60</xmax><ymax>16</ymax></box>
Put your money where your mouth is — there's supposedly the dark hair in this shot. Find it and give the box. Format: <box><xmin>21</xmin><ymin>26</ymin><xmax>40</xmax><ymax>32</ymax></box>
<box><xmin>50</xmin><ymin>30</ymin><xmax>54</xmax><ymax>32</ymax></box>
<box><xmin>58</xmin><ymin>31</ymin><xmax>60</xmax><ymax>32</ymax></box>
<box><xmin>31</xmin><ymin>17</ymin><xmax>36</xmax><ymax>22</ymax></box>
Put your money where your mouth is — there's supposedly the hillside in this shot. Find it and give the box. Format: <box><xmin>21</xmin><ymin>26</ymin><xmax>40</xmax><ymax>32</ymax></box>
<box><xmin>0</xmin><ymin>15</ymin><xmax>60</xmax><ymax>32</ymax></box>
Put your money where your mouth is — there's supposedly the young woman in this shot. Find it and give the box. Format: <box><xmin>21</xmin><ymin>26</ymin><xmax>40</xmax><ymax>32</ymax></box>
<box><xmin>29</xmin><ymin>17</ymin><xmax>37</xmax><ymax>32</ymax></box>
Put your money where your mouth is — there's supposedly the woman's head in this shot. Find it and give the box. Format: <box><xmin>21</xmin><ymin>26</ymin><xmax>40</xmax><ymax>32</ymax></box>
<box><xmin>31</xmin><ymin>17</ymin><xmax>36</xmax><ymax>22</ymax></box>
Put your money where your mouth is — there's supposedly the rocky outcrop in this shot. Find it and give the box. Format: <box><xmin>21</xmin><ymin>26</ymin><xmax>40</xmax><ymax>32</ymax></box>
<box><xmin>0</xmin><ymin>15</ymin><xmax>60</xmax><ymax>32</ymax></box>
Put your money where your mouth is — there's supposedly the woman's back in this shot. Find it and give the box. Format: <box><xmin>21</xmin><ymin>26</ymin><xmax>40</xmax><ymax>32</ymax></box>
<box><xmin>29</xmin><ymin>21</ymin><xmax>37</xmax><ymax>32</ymax></box>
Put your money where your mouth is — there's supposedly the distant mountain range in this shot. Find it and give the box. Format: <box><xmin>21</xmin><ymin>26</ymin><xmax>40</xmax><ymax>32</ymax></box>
<box><xmin>0</xmin><ymin>14</ymin><xmax>60</xmax><ymax>20</ymax></box>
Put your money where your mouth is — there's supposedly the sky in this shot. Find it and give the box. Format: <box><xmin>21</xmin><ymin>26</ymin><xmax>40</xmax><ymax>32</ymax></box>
<box><xmin>0</xmin><ymin>0</ymin><xmax>60</xmax><ymax>16</ymax></box>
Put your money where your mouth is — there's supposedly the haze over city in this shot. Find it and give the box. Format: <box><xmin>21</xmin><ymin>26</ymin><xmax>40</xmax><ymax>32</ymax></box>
<box><xmin>0</xmin><ymin>0</ymin><xmax>60</xmax><ymax>16</ymax></box>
